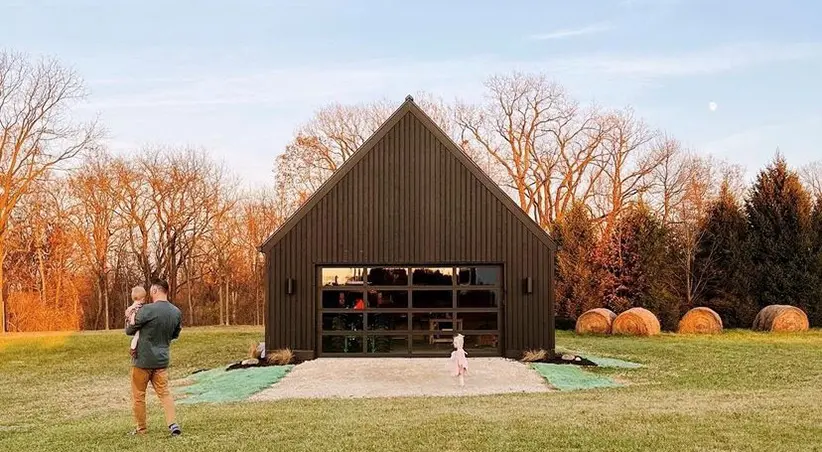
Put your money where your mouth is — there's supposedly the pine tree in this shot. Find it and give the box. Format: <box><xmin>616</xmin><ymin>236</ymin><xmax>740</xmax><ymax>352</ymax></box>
<box><xmin>745</xmin><ymin>155</ymin><xmax>816</xmax><ymax>322</ymax></box>
<box><xmin>693</xmin><ymin>182</ymin><xmax>757</xmax><ymax>327</ymax></box>
<box><xmin>553</xmin><ymin>202</ymin><xmax>603</xmax><ymax>326</ymax></box>
<box><xmin>809</xmin><ymin>199</ymin><xmax>822</xmax><ymax>325</ymax></box>
<box><xmin>598</xmin><ymin>203</ymin><xmax>681</xmax><ymax>330</ymax></box>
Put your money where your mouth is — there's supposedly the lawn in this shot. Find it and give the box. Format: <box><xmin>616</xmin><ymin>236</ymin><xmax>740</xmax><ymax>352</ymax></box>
<box><xmin>2</xmin><ymin>327</ymin><xmax>821</xmax><ymax>451</ymax></box>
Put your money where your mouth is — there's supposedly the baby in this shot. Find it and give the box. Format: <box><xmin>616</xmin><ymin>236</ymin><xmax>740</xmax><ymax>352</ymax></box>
<box><xmin>451</xmin><ymin>334</ymin><xmax>469</xmax><ymax>386</ymax></box>
<box><xmin>125</xmin><ymin>286</ymin><xmax>147</xmax><ymax>358</ymax></box>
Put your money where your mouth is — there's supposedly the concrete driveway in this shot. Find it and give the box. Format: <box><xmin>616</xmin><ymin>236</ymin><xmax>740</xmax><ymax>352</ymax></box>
<box><xmin>251</xmin><ymin>357</ymin><xmax>551</xmax><ymax>401</ymax></box>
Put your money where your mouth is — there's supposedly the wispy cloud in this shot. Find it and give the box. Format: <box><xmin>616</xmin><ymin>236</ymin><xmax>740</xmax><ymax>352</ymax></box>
<box><xmin>82</xmin><ymin>42</ymin><xmax>822</xmax><ymax>112</ymax></box>
<box><xmin>529</xmin><ymin>23</ymin><xmax>612</xmax><ymax>41</ymax></box>
<box><xmin>619</xmin><ymin>0</ymin><xmax>682</xmax><ymax>8</ymax></box>
<box><xmin>551</xmin><ymin>42</ymin><xmax>822</xmax><ymax>78</ymax></box>
<box><xmin>702</xmin><ymin>116</ymin><xmax>822</xmax><ymax>175</ymax></box>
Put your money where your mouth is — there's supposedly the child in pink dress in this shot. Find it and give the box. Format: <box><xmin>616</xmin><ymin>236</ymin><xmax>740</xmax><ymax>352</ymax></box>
<box><xmin>451</xmin><ymin>334</ymin><xmax>469</xmax><ymax>386</ymax></box>
<box><xmin>125</xmin><ymin>286</ymin><xmax>147</xmax><ymax>358</ymax></box>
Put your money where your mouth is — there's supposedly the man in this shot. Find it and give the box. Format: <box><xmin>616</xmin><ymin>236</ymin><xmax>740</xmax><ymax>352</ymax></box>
<box><xmin>125</xmin><ymin>279</ymin><xmax>183</xmax><ymax>437</ymax></box>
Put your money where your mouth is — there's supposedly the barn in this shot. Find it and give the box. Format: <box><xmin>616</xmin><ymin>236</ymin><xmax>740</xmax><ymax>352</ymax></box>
<box><xmin>259</xmin><ymin>96</ymin><xmax>557</xmax><ymax>359</ymax></box>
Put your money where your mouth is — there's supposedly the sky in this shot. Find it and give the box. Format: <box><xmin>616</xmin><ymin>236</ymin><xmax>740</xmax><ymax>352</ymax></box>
<box><xmin>3</xmin><ymin>0</ymin><xmax>821</xmax><ymax>187</ymax></box>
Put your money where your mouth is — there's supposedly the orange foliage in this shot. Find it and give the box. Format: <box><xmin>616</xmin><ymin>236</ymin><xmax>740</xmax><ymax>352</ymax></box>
<box><xmin>7</xmin><ymin>291</ymin><xmax>81</xmax><ymax>332</ymax></box>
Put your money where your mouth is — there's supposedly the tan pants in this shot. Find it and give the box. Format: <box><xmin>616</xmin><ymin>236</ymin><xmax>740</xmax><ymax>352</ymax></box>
<box><xmin>131</xmin><ymin>367</ymin><xmax>176</xmax><ymax>432</ymax></box>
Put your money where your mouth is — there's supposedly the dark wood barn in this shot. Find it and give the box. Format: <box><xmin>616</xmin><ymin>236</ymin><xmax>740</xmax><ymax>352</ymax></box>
<box><xmin>259</xmin><ymin>96</ymin><xmax>557</xmax><ymax>359</ymax></box>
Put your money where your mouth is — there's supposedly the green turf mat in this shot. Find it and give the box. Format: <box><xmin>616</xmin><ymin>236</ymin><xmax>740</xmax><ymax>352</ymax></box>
<box><xmin>532</xmin><ymin>364</ymin><xmax>622</xmax><ymax>391</ymax></box>
<box><xmin>175</xmin><ymin>365</ymin><xmax>294</xmax><ymax>404</ymax></box>
<box><xmin>583</xmin><ymin>355</ymin><xmax>643</xmax><ymax>369</ymax></box>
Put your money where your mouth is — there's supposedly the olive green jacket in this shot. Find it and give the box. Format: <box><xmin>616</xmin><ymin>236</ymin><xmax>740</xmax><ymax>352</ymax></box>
<box><xmin>125</xmin><ymin>301</ymin><xmax>182</xmax><ymax>369</ymax></box>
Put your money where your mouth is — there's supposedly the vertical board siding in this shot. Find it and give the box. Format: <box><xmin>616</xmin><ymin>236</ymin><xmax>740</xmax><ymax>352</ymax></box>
<box><xmin>267</xmin><ymin>111</ymin><xmax>554</xmax><ymax>356</ymax></box>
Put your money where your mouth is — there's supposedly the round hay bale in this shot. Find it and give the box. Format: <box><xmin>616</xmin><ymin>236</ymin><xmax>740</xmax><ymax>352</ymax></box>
<box><xmin>677</xmin><ymin>307</ymin><xmax>723</xmax><ymax>334</ymax></box>
<box><xmin>752</xmin><ymin>305</ymin><xmax>809</xmax><ymax>332</ymax></box>
<box><xmin>612</xmin><ymin>307</ymin><xmax>661</xmax><ymax>336</ymax></box>
<box><xmin>575</xmin><ymin>308</ymin><xmax>617</xmax><ymax>334</ymax></box>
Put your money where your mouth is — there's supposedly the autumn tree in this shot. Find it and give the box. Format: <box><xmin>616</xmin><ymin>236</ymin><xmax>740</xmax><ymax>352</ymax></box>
<box><xmin>69</xmin><ymin>149</ymin><xmax>119</xmax><ymax>329</ymax></box>
<box><xmin>275</xmin><ymin>92</ymin><xmax>455</xmax><ymax>214</ymax></box>
<box><xmin>594</xmin><ymin>109</ymin><xmax>663</xmax><ymax>234</ymax></box>
<box><xmin>0</xmin><ymin>51</ymin><xmax>98</xmax><ymax>332</ymax></box>
<box><xmin>4</xmin><ymin>175</ymin><xmax>81</xmax><ymax>331</ymax></box>
<box><xmin>236</xmin><ymin>187</ymin><xmax>287</xmax><ymax>325</ymax></box>
<box><xmin>552</xmin><ymin>202</ymin><xmax>603</xmax><ymax>326</ymax></box>
<box><xmin>456</xmin><ymin>72</ymin><xmax>609</xmax><ymax>229</ymax></box>
<box><xmin>745</xmin><ymin>155</ymin><xmax>818</xmax><ymax>322</ymax></box>
<box><xmin>641</xmin><ymin>138</ymin><xmax>752</xmax><ymax>314</ymax></box>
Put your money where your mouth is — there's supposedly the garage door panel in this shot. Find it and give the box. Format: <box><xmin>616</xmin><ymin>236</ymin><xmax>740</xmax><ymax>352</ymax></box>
<box><xmin>318</xmin><ymin>265</ymin><xmax>502</xmax><ymax>357</ymax></box>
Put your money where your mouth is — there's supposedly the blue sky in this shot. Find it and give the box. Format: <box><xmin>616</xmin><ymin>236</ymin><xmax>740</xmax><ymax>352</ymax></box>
<box><xmin>3</xmin><ymin>0</ymin><xmax>821</xmax><ymax>187</ymax></box>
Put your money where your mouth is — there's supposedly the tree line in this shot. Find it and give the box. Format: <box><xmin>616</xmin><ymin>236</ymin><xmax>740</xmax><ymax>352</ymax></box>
<box><xmin>2</xmin><ymin>52</ymin><xmax>820</xmax><ymax>332</ymax></box>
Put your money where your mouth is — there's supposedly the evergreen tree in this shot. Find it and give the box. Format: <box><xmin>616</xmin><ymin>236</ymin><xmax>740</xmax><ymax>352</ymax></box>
<box><xmin>745</xmin><ymin>156</ymin><xmax>816</xmax><ymax>322</ymax></box>
<box><xmin>693</xmin><ymin>182</ymin><xmax>757</xmax><ymax>327</ymax></box>
<box><xmin>598</xmin><ymin>203</ymin><xmax>681</xmax><ymax>330</ymax></box>
<box><xmin>809</xmin><ymin>199</ymin><xmax>822</xmax><ymax>325</ymax></box>
<box><xmin>553</xmin><ymin>202</ymin><xmax>603</xmax><ymax>327</ymax></box>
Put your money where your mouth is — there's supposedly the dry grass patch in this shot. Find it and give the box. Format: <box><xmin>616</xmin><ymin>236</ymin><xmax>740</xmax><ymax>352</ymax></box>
<box><xmin>521</xmin><ymin>349</ymin><xmax>548</xmax><ymax>362</ymax></box>
<box><xmin>266</xmin><ymin>348</ymin><xmax>295</xmax><ymax>365</ymax></box>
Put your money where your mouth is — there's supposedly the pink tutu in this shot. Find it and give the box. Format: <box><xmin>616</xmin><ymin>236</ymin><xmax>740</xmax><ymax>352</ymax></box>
<box><xmin>450</xmin><ymin>349</ymin><xmax>468</xmax><ymax>376</ymax></box>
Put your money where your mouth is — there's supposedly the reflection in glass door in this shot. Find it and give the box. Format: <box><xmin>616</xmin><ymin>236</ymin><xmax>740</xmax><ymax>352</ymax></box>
<box><xmin>318</xmin><ymin>265</ymin><xmax>502</xmax><ymax>356</ymax></box>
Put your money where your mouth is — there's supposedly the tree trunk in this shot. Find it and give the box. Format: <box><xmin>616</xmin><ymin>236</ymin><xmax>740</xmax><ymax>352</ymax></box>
<box><xmin>94</xmin><ymin>282</ymin><xmax>103</xmax><ymax>330</ymax></box>
<box><xmin>0</xmin><ymin>247</ymin><xmax>6</xmax><ymax>334</ymax></box>
<box><xmin>185</xmin><ymin>262</ymin><xmax>195</xmax><ymax>325</ymax></box>
<box><xmin>103</xmin><ymin>276</ymin><xmax>110</xmax><ymax>330</ymax></box>
<box><xmin>187</xmin><ymin>278</ymin><xmax>194</xmax><ymax>326</ymax></box>
<box><xmin>253</xmin><ymin>256</ymin><xmax>260</xmax><ymax>326</ymax></box>
<box><xmin>37</xmin><ymin>247</ymin><xmax>47</xmax><ymax>305</ymax></box>
<box><xmin>218</xmin><ymin>280</ymin><xmax>224</xmax><ymax>326</ymax></box>
<box><xmin>231</xmin><ymin>289</ymin><xmax>237</xmax><ymax>326</ymax></box>
<box><xmin>56</xmin><ymin>266</ymin><xmax>63</xmax><ymax>308</ymax></box>
<box><xmin>225</xmin><ymin>279</ymin><xmax>231</xmax><ymax>326</ymax></box>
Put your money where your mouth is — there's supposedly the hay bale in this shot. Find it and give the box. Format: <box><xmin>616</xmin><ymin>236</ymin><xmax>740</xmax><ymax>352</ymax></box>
<box><xmin>575</xmin><ymin>308</ymin><xmax>617</xmax><ymax>334</ymax></box>
<box><xmin>612</xmin><ymin>308</ymin><xmax>661</xmax><ymax>336</ymax></box>
<box><xmin>678</xmin><ymin>307</ymin><xmax>723</xmax><ymax>334</ymax></box>
<box><xmin>752</xmin><ymin>305</ymin><xmax>809</xmax><ymax>332</ymax></box>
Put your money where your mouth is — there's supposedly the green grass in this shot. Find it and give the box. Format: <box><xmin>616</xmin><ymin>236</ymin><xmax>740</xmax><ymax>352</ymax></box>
<box><xmin>2</xmin><ymin>328</ymin><xmax>822</xmax><ymax>451</ymax></box>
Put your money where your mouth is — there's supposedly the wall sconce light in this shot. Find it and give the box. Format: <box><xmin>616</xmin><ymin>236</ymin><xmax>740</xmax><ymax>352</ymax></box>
<box><xmin>285</xmin><ymin>278</ymin><xmax>295</xmax><ymax>295</ymax></box>
<box><xmin>523</xmin><ymin>277</ymin><xmax>533</xmax><ymax>294</ymax></box>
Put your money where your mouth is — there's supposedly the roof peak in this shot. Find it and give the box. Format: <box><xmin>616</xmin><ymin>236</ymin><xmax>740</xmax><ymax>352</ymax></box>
<box><xmin>404</xmin><ymin>94</ymin><xmax>414</xmax><ymax>102</ymax></box>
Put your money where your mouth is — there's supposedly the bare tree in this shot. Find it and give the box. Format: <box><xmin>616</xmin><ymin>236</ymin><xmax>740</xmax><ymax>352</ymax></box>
<box><xmin>457</xmin><ymin>73</ymin><xmax>613</xmax><ymax>230</ymax></box>
<box><xmin>456</xmin><ymin>73</ymin><xmax>564</xmax><ymax>223</ymax></box>
<box><xmin>648</xmin><ymin>151</ymin><xmax>745</xmax><ymax>309</ymax></box>
<box><xmin>534</xmin><ymin>102</ymin><xmax>607</xmax><ymax>227</ymax></box>
<box><xmin>137</xmin><ymin>147</ymin><xmax>237</xmax><ymax>299</ymax></box>
<box><xmin>112</xmin><ymin>157</ymin><xmax>156</xmax><ymax>287</ymax></box>
<box><xmin>800</xmin><ymin>161</ymin><xmax>822</xmax><ymax>201</ymax></box>
<box><xmin>69</xmin><ymin>149</ymin><xmax>118</xmax><ymax>329</ymax></box>
<box><xmin>237</xmin><ymin>187</ymin><xmax>287</xmax><ymax>324</ymax></box>
<box><xmin>593</xmin><ymin>108</ymin><xmax>660</xmax><ymax>233</ymax></box>
<box><xmin>275</xmin><ymin>92</ymin><xmax>458</xmax><ymax>214</ymax></box>
<box><xmin>0</xmin><ymin>51</ymin><xmax>98</xmax><ymax>333</ymax></box>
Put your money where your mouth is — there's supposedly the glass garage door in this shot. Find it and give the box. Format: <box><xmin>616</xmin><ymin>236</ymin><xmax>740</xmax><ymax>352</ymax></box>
<box><xmin>318</xmin><ymin>265</ymin><xmax>502</xmax><ymax>356</ymax></box>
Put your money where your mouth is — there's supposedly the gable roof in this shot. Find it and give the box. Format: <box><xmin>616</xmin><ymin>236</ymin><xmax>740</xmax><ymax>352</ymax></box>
<box><xmin>259</xmin><ymin>96</ymin><xmax>557</xmax><ymax>253</ymax></box>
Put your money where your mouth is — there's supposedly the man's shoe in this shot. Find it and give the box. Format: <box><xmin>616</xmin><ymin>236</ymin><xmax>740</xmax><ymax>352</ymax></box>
<box><xmin>169</xmin><ymin>423</ymin><xmax>182</xmax><ymax>437</ymax></box>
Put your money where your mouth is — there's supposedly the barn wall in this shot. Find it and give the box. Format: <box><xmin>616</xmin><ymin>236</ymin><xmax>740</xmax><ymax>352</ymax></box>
<box><xmin>266</xmin><ymin>111</ymin><xmax>555</xmax><ymax>357</ymax></box>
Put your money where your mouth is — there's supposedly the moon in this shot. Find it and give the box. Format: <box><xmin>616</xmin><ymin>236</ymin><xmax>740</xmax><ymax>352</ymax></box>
<box><xmin>708</xmin><ymin>101</ymin><xmax>718</xmax><ymax>112</ymax></box>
